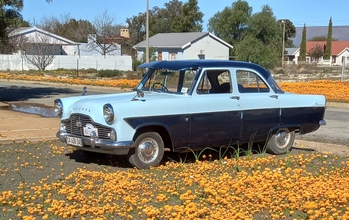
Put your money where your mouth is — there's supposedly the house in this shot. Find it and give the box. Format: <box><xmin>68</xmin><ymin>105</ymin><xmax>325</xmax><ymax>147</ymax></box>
<box><xmin>285</xmin><ymin>41</ymin><xmax>349</xmax><ymax>66</ymax></box>
<box><xmin>78</xmin><ymin>29</ymin><xmax>130</xmax><ymax>56</ymax></box>
<box><xmin>285</xmin><ymin>48</ymin><xmax>300</xmax><ymax>64</ymax></box>
<box><xmin>306</xmin><ymin>41</ymin><xmax>349</xmax><ymax>65</ymax></box>
<box><xmin>133</xmin><ymin>32</ymin><xmax>233</xmax><ymax>61</ymax></box>
<box><xmin>9</xmin><ymin>26</ymin><xmax>79</xmax><ymax>55</ymax></box>
<box><xmin>291</xmin><ymin>25</ymin><xmax>349</xmax><ymax>47</ymax></box>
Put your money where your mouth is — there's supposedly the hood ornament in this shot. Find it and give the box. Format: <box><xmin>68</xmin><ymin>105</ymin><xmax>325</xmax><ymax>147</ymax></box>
<box><xmin>82</xmin><ymin>86</ymin><xmax>87</xmax><ymax>96</ymax></box>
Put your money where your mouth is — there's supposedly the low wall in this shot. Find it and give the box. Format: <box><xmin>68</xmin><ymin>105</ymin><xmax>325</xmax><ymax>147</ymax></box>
<box><xmin>0</xmin><ymin>55</ymin><xmax>133</xmax><ymax>71</ymax></box>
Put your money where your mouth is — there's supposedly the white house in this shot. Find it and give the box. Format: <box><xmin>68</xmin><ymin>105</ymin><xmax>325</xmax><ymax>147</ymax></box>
<box><xmin>9</xmin><ymin>26</ymin><xmax>79</xmax><ymax>55</ymax></box>
<box><xmin>285</xmin><ymin>41</ymin><xmax>349</xmax><ymax>66</ymax></box>
<box><xmin>133</xmin><ymin>32</ymin><xmax>233</xmax><ymax>61</ymax></box>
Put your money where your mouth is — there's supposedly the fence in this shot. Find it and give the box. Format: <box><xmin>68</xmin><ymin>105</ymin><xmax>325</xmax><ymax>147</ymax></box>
<box><xmin>0</xmin><ymin>54</ymin><xmax>133</xmax><ymax>71</ymax></box>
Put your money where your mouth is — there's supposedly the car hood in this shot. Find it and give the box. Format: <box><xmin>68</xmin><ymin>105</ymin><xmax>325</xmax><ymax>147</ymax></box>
<box><xmin>60</xmin><ymin>91</ymin><xmax>189</xmax><ymax>121</ymax></box>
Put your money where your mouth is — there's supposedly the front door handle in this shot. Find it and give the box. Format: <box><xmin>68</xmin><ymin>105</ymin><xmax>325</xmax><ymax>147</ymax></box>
<box><xmin>269</xmin><ymin>95</ymin><xmax>278</xmax><ymax>99</ymax></box>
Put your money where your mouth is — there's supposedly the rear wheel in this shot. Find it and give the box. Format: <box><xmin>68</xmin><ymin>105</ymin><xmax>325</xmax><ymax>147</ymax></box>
<box><xmin>267</xmin><ymin>128</ymin><xmax>295</xmax><ymax>155</ymax></box>
<box><xmin>128</xmin><ymin>132</ymin><xmax>164</xmax><ymax>169</ymax></box>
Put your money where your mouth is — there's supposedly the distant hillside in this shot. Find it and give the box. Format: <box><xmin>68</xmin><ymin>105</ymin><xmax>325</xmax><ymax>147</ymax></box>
<box><xmin>291</xmin><ymin>25</ymin><xmax>349</xmax><ymax>47</ymax></box>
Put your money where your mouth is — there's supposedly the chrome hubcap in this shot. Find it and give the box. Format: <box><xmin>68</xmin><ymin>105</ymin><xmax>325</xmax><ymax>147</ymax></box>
<box><xmin>137</xmin><ymin>137</ymin><xmax>159</xmax><ymax>163</ymax></box>
<box><xmin>275</xmin><ymin>129</ymin><xmax>291</xmax><ymax>149</ymax></box>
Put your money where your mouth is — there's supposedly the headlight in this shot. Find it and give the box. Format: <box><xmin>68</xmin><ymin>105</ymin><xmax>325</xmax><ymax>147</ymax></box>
<box><xmin>54</xmin><ymin>99</ymin><xmax>63</xmax><ymax>117</ymax></box>
<box><xmin>103</xmin><ymin>104</ymin><xmax>114</xmax><ymax>125</ymax></box>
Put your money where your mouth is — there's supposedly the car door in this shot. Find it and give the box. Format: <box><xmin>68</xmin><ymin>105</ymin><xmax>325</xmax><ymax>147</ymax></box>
<box><xmin>236</xmin><ymin>69</ymin><xmax>280</xmax><ymax>142</ymax></box>
<box><xmin>188</xmin><ymin>69</ymin><xmax>242</xmax><ymax>150</ymax></box>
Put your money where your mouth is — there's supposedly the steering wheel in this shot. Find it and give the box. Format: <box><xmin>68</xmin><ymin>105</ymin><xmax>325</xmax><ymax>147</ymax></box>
<box><xmin>152</xmin><ymin>82</ymin><xmax>168</xmax><ymax>91</ymax></box>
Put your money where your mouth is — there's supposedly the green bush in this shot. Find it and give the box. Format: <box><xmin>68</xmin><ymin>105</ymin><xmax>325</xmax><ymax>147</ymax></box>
<box><xmin>97</xmin><ymin>69</ymin><xmax>124</xmax><ymax>78</ymax></box>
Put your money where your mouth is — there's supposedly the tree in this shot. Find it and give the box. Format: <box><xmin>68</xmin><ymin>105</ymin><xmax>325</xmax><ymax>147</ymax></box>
<box><xmin>234</xmin><ymin>5</ymin><xmax>282</xmax><ymax>69</ymax></box>
<box><xmin>86</xmin><ymin>10</ymin><xmax>123</xmax><ymax>56</ymax></box>
<box><xmin>208</xmin><ymin>0</ymin><xmax>252</xmax><ymax>50</ymax></box>
<box><xmin>324</xmin><ymin>17</ymin><xmax>332</xmax><ymax>59</ymax></box>
<box><xmin>151</xmin><ymin>0</ymin><xmax>183</xmax><ymax>34</ymax></box>
<box><xmin>172</xmin><ymin>0</ymin><xmax>203</xmax><ymax>32</ymax></box>
<box><xmin>299</xmin><ymin>24</ymin><xmax>307</xmax><ymax>62</ymax></box>
<box><xmin>0</xmin><ymin>0</ymin><xmax>24</xmax><ymax>53</ymax></box>
<box><xmin>15</xmin><ymin>33</ymin><xmax>58</xmax><ymax>70</ymax></box>
<box><xmin>39</xmin><ymin>15</ymin><xmax>95</xmax><ymax>43</ymax></box>
<box><xmin>309</xmin><ymin>43</ymin><xmax>324</xmax><ymax>65</ymax></box>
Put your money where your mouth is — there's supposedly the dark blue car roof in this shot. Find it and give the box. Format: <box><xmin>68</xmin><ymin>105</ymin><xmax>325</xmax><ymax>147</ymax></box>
<box><xmin>138</xmin><ymin>60</ymin><xmax>270</xmax><ymax>78</ymax></box>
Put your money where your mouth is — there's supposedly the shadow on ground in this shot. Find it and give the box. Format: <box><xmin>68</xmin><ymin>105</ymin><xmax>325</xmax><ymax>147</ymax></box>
<box><xmin>0</xmin><ymin>85</ymin><xmax>77</xmax><ymax>102</ymax></box>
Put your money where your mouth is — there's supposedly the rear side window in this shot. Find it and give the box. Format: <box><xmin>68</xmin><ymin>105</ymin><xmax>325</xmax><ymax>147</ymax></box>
<box><xmin>236</xmin><ymin>70</ymin><xmax>270</xmax><ymax>93</ymax></box>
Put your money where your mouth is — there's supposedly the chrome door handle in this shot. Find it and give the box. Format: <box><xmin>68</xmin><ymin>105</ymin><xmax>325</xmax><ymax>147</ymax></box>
<box><xmin>269</xmin><ymin>95</ymin><xmax>278</xmax><ymax>99</ymax></box>
<box><xmin>230</xmin><ymin>96</ymin><xmax>240</xmax><ymax>100</ymax></box>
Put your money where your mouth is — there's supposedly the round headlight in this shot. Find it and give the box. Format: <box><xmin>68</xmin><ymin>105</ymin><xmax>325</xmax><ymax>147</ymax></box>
<box><xmin>103</xmin><ymin>104</ymin><xmax>114</xmax><ymax>125</ymax></box>
<box><xmin>54</xmin><ymin>99</ymin><xmax>63</xmax><ymax>117</ymax></box>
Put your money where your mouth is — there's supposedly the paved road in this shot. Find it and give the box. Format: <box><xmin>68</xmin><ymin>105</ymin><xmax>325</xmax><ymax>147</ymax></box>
<box><xmin>0</xmin><ymin>80</ymin><xmax>348</xmax><ymax>148</ymax></box>
<box><xmin>296</xmin><ymin>106</ymin><xmax>349</xmax><ymax>146</ymax></box>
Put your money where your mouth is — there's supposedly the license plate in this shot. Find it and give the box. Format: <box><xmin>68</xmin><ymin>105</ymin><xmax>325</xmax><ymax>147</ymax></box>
<box><xmin>66</xmin><ymin>136</ymin><xmax>83</xmax><ymax>147</ymax></box>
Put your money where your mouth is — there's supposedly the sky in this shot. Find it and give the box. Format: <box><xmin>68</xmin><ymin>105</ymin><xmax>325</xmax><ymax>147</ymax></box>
<box><xmin>22</xmin><ymin>0</ymin><xmax>349</xmax><ymax>29</ymax></box>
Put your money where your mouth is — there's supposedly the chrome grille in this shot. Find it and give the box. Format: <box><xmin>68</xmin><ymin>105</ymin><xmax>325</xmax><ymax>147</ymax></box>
<box><xmin>62</xmin><ymin>114</ymin><xmax>112</xmax><ymax>139</ymax></box>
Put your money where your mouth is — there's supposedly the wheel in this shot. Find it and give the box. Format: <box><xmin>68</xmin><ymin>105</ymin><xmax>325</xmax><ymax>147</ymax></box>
<box><xmin>128</xmin><ymin>132</ymin><xmax>164</xmax><ymax>169</ymax></box>
<box><xmin>266</xmin><ymin>128</ymin><xmax>295</xmax><ymax>155</ymax></box>
<box><xmin>152</xmin><ymin>82</ymin><xmax>168</xmax><ymax>91</ymax></box>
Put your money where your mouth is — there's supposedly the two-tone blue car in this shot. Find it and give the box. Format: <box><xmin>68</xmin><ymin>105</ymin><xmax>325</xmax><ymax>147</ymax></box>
<box><xmin>55</xmin><ymin>60</ymin><xmax>326</xmax><ymax>169</ymax></box>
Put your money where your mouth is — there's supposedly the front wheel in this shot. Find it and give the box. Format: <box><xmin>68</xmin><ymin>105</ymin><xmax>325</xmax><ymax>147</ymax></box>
<box><xmin>267</xmin><ymin>128</ymin><xmax>295</xmax><ymax>155</ymax></box>
<box><xmin>128</xmin><ymin>132</ymin><xmax>164</xmax><ymax>169</ymax></box>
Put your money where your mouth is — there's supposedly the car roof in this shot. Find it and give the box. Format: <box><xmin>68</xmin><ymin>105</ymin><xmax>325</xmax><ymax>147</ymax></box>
<box><xmin>138</xmin><ymin>60</ymin><xmax>270</xmax><ymax>78</ymax></box>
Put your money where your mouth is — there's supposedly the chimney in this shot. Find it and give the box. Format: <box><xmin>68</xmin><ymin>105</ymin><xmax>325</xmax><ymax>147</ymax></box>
<box><xmin>120</xmin><ymin>29</ymin><xmax>130</xmax><ymax>39</ymax></box>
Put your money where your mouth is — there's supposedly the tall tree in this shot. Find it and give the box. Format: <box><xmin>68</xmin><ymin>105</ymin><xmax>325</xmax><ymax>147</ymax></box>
<box><xmin>0</xmin><ymin>0</ymin><xmax>23</xmax><ymax>53</ymax></box>
<box><xmin>172</xmin><ymin>0</ymin><xmax>203</xmax><ymax>32</ymax></box>
<box><xmin>207</xmin><ymin>0</ymin><xmax>252</xmax><ymax>57</ymax></box>
<box><xmin>299</xmin><ymin>24</ymin><xmax>307</xmax><ymax>61</ymax></box>
<box><xmin>324</xmin><ymin>17</ymin><xmax>332</xmax><ymax>59</ymax></box>
<box><xmin>234</xmin><ymin>5</ymin><xmax>282</xmax><ymax>69</ymax></box>
<box><xmin>151</xmin><ymin>0</ymin><xmax>183</xmax><ymax>34</ymax></box>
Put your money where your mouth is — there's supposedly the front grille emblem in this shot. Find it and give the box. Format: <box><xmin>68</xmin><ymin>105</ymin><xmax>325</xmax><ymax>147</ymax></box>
<box><xmin>76</xmin><ymin>120</ymin><xmax>82</xmax><ymax>128</ymax></box>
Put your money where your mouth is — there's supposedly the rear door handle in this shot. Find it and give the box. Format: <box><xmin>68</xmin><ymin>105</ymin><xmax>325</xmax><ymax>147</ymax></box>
<box><xmin>230</xmin><ymin>96</ymin><xmax>240</xmax><ymax>100</ymax></box>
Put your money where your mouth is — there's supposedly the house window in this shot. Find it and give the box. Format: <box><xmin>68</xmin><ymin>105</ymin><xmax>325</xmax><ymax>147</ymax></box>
<box><xmin>169</xmin><ymin>52</ymin><xmax>177</xmax><ymax>60</ymax></box>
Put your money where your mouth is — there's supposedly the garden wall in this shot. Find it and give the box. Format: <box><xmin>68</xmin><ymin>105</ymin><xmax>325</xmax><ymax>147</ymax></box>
<box><xmin>0</xmin><ymin>54</ymin><xmax>132</xmax><ymax>71</ymax></box>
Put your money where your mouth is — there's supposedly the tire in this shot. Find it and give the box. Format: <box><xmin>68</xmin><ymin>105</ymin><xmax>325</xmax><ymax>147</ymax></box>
<box><xmin>266</xmin><ymin>128</ymin><xmax>295</xmax><ymax>155</ymax></box>
<box><xmin>128</xmin><ymin>132</ymin><xmax>164</xmax><ymax>169</ymax></box>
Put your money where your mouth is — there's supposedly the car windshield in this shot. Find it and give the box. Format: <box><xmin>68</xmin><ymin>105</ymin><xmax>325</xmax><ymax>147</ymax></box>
<box><xmin>137</xmin><ymin>68</ymin><xmax>198</xmax><ymax>94</ymax></box>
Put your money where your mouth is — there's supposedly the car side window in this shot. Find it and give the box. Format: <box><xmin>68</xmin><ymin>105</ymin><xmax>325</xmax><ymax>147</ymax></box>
<box><xmin>196</xmin><ymin>70</ymin><xmax>232</xmax><ymax>94</ymax></box>
<box><xmin>236</xmin><ymin>70</ymin><xmax>270</xmax><ymax>93</ymax></box>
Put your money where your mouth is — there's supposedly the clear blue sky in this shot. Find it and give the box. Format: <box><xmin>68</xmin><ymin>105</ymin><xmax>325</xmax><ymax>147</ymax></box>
<box><xmin>23</xmin><ymin>0</ymin><xmax>348</xmax><ymax>29</ymax></box>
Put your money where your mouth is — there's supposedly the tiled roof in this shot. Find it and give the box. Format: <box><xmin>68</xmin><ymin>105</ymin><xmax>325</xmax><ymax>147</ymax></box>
<box><xmin>306</xmin><ymin>41</ymin><xmax>349</xmax><ymax>55</ymax></box>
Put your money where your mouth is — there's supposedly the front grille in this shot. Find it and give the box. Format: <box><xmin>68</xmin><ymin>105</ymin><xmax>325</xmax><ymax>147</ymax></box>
<box><xmin>62</xmin><ymin>114</ymin><xmax>112</xmax><ymax>139</ymax></box>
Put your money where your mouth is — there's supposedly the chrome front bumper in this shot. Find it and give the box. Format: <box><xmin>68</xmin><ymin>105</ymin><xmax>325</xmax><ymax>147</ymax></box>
<box><xmin>56</xmin><ymin>130</ymin><xmax>134</xmax><ymax>155</ymax></box>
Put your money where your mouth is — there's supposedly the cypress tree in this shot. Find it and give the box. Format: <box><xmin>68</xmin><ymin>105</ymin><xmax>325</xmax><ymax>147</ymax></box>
<box><xmin>324</xmin><ymin>17</ymin><xmax>332</xmax><ymax>59</ymax></box>
<box><xmin>299</xmin><ymin>24</ymin><xmax>307</xmax><ymax>61</ymax></box>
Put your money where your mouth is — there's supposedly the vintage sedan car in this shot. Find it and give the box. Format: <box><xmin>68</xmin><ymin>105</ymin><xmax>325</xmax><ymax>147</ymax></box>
<box><xmin>55</xmin><ymin>60</ymin><xmax>326</xmax><ymax>168</ymax></box>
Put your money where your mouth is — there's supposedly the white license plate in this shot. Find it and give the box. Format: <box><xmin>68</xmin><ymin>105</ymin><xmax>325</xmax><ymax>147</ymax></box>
<box><xmin>66</xmin><ymin>136</ymin><xmax>83</xmax><ymax>147</ymax></box>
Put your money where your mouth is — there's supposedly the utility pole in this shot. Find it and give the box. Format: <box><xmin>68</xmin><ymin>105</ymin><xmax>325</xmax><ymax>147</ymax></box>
<box><xmin>282</xmin><ymin>20</ymin><xmax>285</xmax><ymax>68</ymax></box>
<box><xmin>146</xmin><ymin>0</ymin><xmax>149</xmax><ymax>63</ymax></box>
